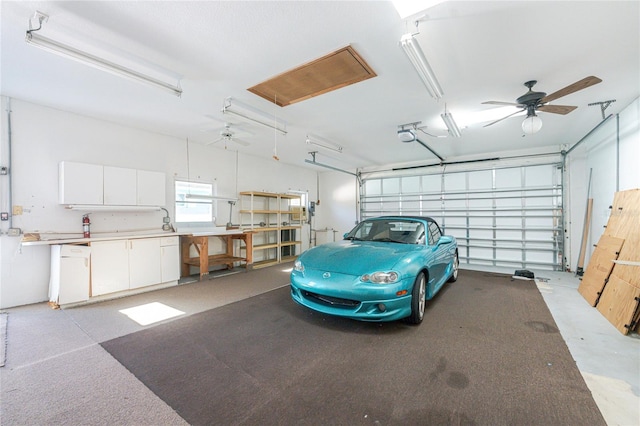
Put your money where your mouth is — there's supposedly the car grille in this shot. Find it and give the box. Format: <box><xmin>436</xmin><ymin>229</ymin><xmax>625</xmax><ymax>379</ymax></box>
<box><xmin>302</xmin><ymin>291</ymin><xmax>360</xmax><ymax>308</ymax></box>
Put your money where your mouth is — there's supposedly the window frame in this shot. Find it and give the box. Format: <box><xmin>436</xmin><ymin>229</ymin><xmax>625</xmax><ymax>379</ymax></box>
<box><xmin>174</xmin><ymin>179</ymin><xmax>218</xmax><ymax>226</ymax></box>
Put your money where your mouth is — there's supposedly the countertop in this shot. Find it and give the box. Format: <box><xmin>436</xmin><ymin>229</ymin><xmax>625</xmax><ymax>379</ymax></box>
<box><xmin>20</xmin><ymin>227</ymin><xmax>249</xmax><ymax>246</ymax></box>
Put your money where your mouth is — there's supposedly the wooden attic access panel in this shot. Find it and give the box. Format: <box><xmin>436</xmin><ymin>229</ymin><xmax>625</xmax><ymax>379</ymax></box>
<box><xmin>578</xmin><ymin>235</ymin><xmax>625</xmax><ymax>306</ymax></box>
<box><xmin>248</xmin><ymin>45</ymin><xmax>377</xmax><ymax>107</ymax></box>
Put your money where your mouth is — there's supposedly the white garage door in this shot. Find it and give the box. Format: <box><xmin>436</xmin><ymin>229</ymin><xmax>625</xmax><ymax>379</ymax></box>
<box><xmin>360</xmin><ymin>163</ymin><xmax>564</xmax><ymax>271</ymax></box>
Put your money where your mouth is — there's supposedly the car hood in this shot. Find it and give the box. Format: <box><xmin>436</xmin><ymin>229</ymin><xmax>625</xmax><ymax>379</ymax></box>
<box><xmin>299</xmin><ymin>240</ymin><xmax>419</xmax><ymax>275</ymax></box>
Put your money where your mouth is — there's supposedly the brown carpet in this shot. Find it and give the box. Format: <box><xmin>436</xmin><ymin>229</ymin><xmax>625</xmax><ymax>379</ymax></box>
<box><xmin>101</xmin><ymin>270</ymin><xmax>605</xmax><ymax>425</ymax></box>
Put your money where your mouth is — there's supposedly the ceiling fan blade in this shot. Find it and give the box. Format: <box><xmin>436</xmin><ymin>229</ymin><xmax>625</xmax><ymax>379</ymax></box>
<box><xmin>537</xmin><ymin>104</ymin><xmax>578</xmax><ymax>115</ymax></box>
<box><xmin>482</xmin><ymin>101</ymin><xmax>520</xmax><ymax>106</ymax></box>
<box><xmin>205</xmin><ymin>137</ymin><xmax>223</xmax><ymax>146</ymax></box>
<box><xmin>540</xmin><ymin>76</ymin><xmax>602</xmax><ymax>104</ymax></box>
<box><xmin>483</xmin><ymin>108</ymin><xmax>525</xmax><ymax>127</ymax></box>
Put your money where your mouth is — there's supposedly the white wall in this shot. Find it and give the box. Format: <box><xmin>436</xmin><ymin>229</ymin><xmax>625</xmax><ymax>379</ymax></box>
<box><xmin>566</xmin><ymin>97</ymin><xmax>640</xmax><ymax>270</ymax></box>
<box><xmin>312</xmin><ymin>170</ymin><xmax>359</xmax><ymax>245</ymax></box>
<box><xmin>0</xmin><ymin>98</ymin><xmax>317</xmax><ymax>308</ymax></box>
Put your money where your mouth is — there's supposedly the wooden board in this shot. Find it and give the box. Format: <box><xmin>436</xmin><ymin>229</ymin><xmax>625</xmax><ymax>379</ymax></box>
<box><xmin>604</xmin><ymin>189</ymin><xmax>640</xmax><ymax>289</ymax></box>
<box><xmin>578</xmin><ymin>235</ymin><xmax>625</xmax><ymax>306</ymax></box>
<box><xmin>596</xmin><ymin>275</ymin><xmax>640</xmax><ymax>335</ymax></box>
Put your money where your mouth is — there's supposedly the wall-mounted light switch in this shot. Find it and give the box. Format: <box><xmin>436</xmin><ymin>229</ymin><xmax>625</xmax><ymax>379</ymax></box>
<box><xmin>1</xmin><ymin>212</ymin><xmax>8</xmax><ymax>221</ymax></box>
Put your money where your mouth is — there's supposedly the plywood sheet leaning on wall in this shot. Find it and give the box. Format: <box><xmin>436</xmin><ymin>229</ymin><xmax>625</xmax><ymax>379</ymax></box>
<box><xmin>578</xmin><ymin>235</ymin><xmax>625</xmax><ymax>306</ymax></box>
<box><xmin>591</xmin><ymin>188</ymin><xmax>640</xmax><ymax>334</ymax></box>
<box><xmin>596</xmin><ymin>275</ymin><xmax>640</xmax><ymax>335</ymax></box>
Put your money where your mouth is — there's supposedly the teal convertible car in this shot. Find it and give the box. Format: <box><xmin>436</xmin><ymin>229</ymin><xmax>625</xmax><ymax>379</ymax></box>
<box><xmin>290</xmin><ymin>216</ymin><xmax>458</xmax><ymax>324</ymax></box>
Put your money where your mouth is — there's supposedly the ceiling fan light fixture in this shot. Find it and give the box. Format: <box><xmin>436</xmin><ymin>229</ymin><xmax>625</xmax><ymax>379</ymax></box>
<box><xmin>440</xmin><ymin>112</ymin><xmax>462</xmax><ymax>138</ymax></box>
<box><xmin>400</xmin><ymin>33</ymin><xmax>443</xmax><ymax>100</ymax></box>
<box><xmin>522</xmin><ymin>114</ymin><xmax>543</xmax><ymax>134</ymax></box>
<box><xmin>397</xmin><ymin>129</ymin><xmax>416</xmax><ymax>142</ymax></box>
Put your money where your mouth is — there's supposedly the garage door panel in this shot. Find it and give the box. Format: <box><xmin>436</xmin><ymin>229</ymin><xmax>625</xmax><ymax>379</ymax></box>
<box><xmin>361</xmin><ymin>163</ymin><xmax>563</xmax><ymax>270</ymax></box>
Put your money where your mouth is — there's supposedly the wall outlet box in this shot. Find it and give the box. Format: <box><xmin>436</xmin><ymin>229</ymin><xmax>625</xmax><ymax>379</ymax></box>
<box><xmin>8</xmin><ymin>228</ymin><xmax>21</xmax><ymax>236</ymax></box>
<box><xmin>1</xmin><ymin>212</ymin><xmax>8</xmax><ymax>221</ymax></box>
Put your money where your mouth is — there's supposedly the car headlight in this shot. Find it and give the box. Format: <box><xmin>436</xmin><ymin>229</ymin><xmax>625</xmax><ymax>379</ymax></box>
<box><xmin>361</xmin><ymin>271</ymin><xmax>399</xmax><ymax>283</ymax></box>
<box><xmin>293</xmin><ymin>259</ymin><xmax>304</xmax><ymax>273</ymax></box>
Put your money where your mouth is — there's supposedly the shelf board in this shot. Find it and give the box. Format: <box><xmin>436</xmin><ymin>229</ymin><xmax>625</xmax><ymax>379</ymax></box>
<box><xmin>280</xmin><ymin>240</ymin><xmax>302</xmax><ymax>247</ymax></box>
<box><xmin>254</xmin><ymin>243</ymin><xmax>279</xmax><ymax>250</ymax></box>
<box><xmin>239</xmin><ymin>210</ymin><xmax>280</xmax><ymax>214</ymax></box>
<box><xmin>250</xmin><ymin>259</ymin><xmax>280</xmax><ymax>269</ymax></box>
<box><xmin>281</xmin><ymin>255</ymin><xmax>298</xmax><ymax>263</ymax></box>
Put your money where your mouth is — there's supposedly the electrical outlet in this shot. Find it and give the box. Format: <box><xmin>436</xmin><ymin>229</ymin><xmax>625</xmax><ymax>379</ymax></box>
<box><xmin>1</xmin><ymin>212</ymin><xmax>8</xmax><ymax>221</ymax></box>
<box><xmin>12</xmin><ymin>205</ymin><xmax>23</xmax><ymax>215</ymax></box>
<box><xmin>8</xmin><ymin>228</ymin><xmax>21</xmax><ymax>236</ymax></box>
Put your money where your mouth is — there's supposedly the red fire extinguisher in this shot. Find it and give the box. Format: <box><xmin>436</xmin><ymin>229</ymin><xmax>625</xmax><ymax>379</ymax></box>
<box><xmin>82</xmin><ymin>214</ymin><xmax>91</xmax><ymax>238</ymax></box>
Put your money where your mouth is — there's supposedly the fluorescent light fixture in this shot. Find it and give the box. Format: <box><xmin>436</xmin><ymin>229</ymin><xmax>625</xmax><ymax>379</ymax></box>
<box><xmin>306</xmin><ymin>134</ymin><xmax>343</xmax><ymax>153</ymax></box>
<box><xmin>65</xmin><ymin>205</ymin><xmax>162</xmax><ymax>211</ymax></box>
<box><xmin>440</xmin><ymin>111</ymin><xmax>462</xmax><ymax>138</ymax></box>
<box><xmin>25</xmin><ymin>25</ymin><xmax>182</xmax><ymax>96</ymax></box>
<box><xmin>400</xmin><ymin>33</ymin><xmax>443</xmax><ymax>100</ymax></box>
<box><xmin>393</xmin><ymin>1</ymin><xmax>448</xmax><ymax>19</ymax></box>
<box><xmin>185</xmin><ymin>194</ymin><xmax>238</xmax><ymax>202</ymax></box>
<box><xmin>222</xmin><ymin>97</ymin><xmax>287</xmax><ymax>135</ymax></box>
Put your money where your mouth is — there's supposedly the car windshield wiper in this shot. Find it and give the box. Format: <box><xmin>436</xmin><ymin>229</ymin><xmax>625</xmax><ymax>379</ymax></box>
<box><xmin>373</xmin><ymin>237</ymin><xmax>406</xmax><ymax>244</ymax></box>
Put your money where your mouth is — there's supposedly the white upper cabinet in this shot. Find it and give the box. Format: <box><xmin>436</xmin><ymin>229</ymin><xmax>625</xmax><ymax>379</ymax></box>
<box><xmin>59</xmin><ymin>161</ymin><xmax>166</xmax><ymax>207</ymax></box>
<box><xmin>104</xmin><ymin>166</ymin><xmax>137</xmax><ymax>205</ymax></box>
<box><xmin>59</xmin><ymin>162</ymin><xmax>104</xmax><ymax>205</ymax></box>
<box><xmin>137</xmin><ymin>170</ymin><xmax>166</xmax><ymax>206</ymax></box>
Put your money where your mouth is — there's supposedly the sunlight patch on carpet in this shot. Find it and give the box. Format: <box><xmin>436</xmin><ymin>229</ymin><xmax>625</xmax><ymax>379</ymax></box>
<box><xmin>119</xmin><ymin>302</ymin><xmax>185</xmax><ymax>326</ymax></box>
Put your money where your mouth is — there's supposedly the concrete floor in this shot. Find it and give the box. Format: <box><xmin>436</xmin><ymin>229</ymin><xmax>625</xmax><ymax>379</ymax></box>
<box><xmin>1</xmin><ymin>264</ymin><xmax>639</xmax><ymax>425</ymax></box>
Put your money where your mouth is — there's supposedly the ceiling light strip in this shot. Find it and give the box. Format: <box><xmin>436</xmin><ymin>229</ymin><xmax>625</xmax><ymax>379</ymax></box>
<box><xmin>222</xmin><ymin>98</ymin><xmax>287</xmax><ymax>135</ymax></box>
<box><xmin>25</xmin><ymin>31</ymin><xmax>182</xmax><ymax>97</ymax></box>
<box><xmin>400</xmin><ymin>33</ymin><xmax>443</xmax><ymax>100</ymax></box>
<box><xmin>184</xmin><ymin>194</ymin><xmax>238</xmax><ymax>202</ymax></box>
<box><xmin>306</xmin><ymin>134</ymin><xmax>343</xmax><ymax>153</ymax></box>
<box><xmin>441</xmin><ymin>112</ymin><xmax>462</xmax><ymax>138</ymax></box>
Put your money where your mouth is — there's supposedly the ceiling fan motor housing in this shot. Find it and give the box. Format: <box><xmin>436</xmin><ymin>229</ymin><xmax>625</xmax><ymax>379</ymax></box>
<box><xmin>517</xmin><ymin>80</ymin><xmax>547</xmax><ymax>107</ymax></box>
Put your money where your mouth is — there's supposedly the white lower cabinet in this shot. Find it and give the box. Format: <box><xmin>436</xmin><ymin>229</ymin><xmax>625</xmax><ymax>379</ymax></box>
<box><xmin>129</xmin><ymin>238</ymin><xmax>162</xmax><ymax>289</ymax></box>
<box><xmin>161</xmin><ymin>237</ymin><xmax>180</xmax><ymax>282</ymax></box>
<box><xmin>90</xmin><ymin>236</ymin><xmax>179</xmax><ymax>297</ymax></box>
<box><xmin>91</xmin><ymin>240</ymin><xmax>129</xmax><ymax>296</ymax></box>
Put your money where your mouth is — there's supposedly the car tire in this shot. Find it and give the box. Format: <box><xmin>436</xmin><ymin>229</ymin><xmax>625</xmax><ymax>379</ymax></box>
<box><xmin>407</xmin><ymin>272</ymin><xmax>426</xmax><ymax>325</ymax></box>
<box><xmin>448</xmin><ymin>251</ymin><xmax>459</xmax><ymax>283</ymax></box>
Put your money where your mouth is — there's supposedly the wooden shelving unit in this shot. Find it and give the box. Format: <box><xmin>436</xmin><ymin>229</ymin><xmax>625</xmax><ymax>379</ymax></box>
<box><xmin>239</xmin><ymin>191</ymin><xmax>302</xmax><ymax>268</ymax></box>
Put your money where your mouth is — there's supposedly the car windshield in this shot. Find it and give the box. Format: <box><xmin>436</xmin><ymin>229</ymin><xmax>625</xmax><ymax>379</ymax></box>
<box><xmin>345</xmin><ymin>219</ymin><xmax>425</xmax><ymax>244</ymax></box>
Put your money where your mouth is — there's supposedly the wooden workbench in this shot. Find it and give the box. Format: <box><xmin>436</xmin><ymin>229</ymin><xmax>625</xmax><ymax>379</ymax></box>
<box><xmin>181</xmin><ymin>232</ymin><xmax>253</xmax><ymax>279</ymax></box>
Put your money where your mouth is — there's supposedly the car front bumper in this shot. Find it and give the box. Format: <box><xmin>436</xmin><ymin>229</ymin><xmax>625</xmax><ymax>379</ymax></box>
<box><xmin>290</xmin><ymin>269</ymin><xmax>413</xmax><ymax>322</ymax></box>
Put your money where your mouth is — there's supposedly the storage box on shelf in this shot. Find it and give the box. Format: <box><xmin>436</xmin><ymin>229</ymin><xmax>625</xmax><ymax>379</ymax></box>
<box><xmin>239</xmin><ymin>191</ymin><xmax>302</xmax><ymax>268</ymax></box>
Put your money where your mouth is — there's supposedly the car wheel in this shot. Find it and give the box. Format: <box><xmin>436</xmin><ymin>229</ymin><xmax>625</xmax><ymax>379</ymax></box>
<box><xmin>448</xmin><ymin>251</ymin><xmax>459</xmax><ymax>283</ymax></box>
<box><xmin>407</xmin><ymin>272</ymin><xmax>426</xmax><ymax>325</ymax></box>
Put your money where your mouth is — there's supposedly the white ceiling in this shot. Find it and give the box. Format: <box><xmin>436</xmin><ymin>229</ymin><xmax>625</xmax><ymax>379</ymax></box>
<box><xmin>2</xmin><ymin>1</ymin><xmax>638</xmax><ymax>172</ymax></box>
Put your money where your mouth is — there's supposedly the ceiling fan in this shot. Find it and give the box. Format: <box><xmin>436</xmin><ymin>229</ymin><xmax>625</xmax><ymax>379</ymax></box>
<box><xmin>206</xmin><ymin>123</ymin><xmax>250</xmax><ymax>148</ymax></box>
<box><xmin>482</xmin><ymin>76</ymin><xmax>602</xmax><ymax>134</ymax></box>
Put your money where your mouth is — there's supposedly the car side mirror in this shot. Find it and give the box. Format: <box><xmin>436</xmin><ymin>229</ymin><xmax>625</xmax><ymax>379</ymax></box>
<box><xmin>437</xmin><ymin>235</ymin><xmax>453</xmax><ymax>245</ymax></box>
